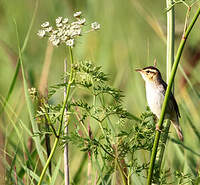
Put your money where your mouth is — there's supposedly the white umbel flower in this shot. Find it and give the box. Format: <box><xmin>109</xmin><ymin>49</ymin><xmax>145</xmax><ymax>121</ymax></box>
<box><xmin>37</xmin><ymin>30</ymin><xmax>46</xmax><ymax>37</ymax></box>
<box><xmin>78</xmin><ymin>18</ymin><xmax>86</xmax><ymax>25</ymax></box>
<box><xmin>52</xmin><ymin>39</ymin><xmax>60</xmax><ymax>46</ymax></box>
<box><xmin>71</xmin><ymin>29</ymin><xmax>81</xmax><ymax>37</ymax></box>
<box><xmin>38</xmin><ymin>11</ymin><xmax>100</xmax><ymax>47</ymax></box>
<box><xmin>66</xmin><ymin>39</ymin><xmax>74</xmax><ymax>47</ymax></box>
<box><xmin>91</xmin><ymin>22</ymin><xmax>100</xmax><ymax>30</ymax></box>
<box><xmin>56</xmin><ymin>17</ymin><xmax>62</xmax><ymax>24</ymax></box>
<box><xmin>56</xmin><ymin>23</ymin><xmax>63</xmax><ymax>28</ymax></box>
<box><xmin>62</xmin><ymin>18</ymin><xmax>69</xmax><ymax>24</ymax></box>
<box><xmin>49</xmin><ymin>34</ymin><xmax>57</xmax><ymax>42</ymax></box>
<box><xmin>61</xmin><ymin>35</ymin><xmax>68</xmax><ymax>41</ymax></box>
<box><xmin>45</xmin><ymin>26</ymin><xmax>53</xmax><ymax>32</ymax></box>
<box><xmin>41</xmin><ymin>22</ymin><xmax>50</xmax><ymax>28</ymax></box>
<box><xmin>52</xmin><ymin>30</ymin><xmax>58</xmax><ymax>34</ymax></box>
<box><xmin>74</xmin><ymin>11</ymin><xmax>82</xmax><ymax>18</ymax></box>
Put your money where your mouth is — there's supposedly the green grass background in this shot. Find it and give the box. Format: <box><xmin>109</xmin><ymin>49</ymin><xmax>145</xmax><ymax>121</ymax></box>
<box><xmin>0</xmin><ymin>0</ymin><xmax>200</xmax><ymax>184</ymax></box>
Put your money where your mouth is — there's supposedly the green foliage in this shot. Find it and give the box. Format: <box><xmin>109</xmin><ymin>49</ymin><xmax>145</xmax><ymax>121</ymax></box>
<box><xmin>1</xmin><ymin>1</ymin><xmax>200</xmax><ymax>185</ymax></box>
<box><xmin>43</xmin><ymin>61</ymin><xmax>158</xmax><ymax>183</ymax></box>
<box><xmin>29</xmin><ymin>60</ymin><xmax>160</xmax><ymax>184</ymax></box>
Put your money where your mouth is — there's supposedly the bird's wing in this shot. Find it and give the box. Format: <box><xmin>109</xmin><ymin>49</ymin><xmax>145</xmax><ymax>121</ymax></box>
<box><xmin>162</xmin><ymin>80</ymin><xmax>181</xmax><ymax>118</ymax></box>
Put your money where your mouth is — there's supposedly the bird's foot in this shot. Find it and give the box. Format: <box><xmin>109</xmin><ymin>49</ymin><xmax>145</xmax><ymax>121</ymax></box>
<box><xmin>156</xmin><ymin>124</ymin><xmax>162</xmax><ymax>132</ymax></box>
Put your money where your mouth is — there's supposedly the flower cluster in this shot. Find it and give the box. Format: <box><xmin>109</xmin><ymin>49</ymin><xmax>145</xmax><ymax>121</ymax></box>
<box><xmin>37</xmin><ymin>11</ymin><xmax>100</xmax><ymax>47</ymax></box>
<box><xmin>28</xmin><ymin>87</ymin><xmax>38</xmax><ymax>100</ymax></box>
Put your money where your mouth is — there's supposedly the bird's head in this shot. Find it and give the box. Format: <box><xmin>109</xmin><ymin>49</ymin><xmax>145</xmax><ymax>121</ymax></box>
<box><xmin>135</xmin><ymin>66</ymin><xmax>162</xmax><ymax>83</ymax></box>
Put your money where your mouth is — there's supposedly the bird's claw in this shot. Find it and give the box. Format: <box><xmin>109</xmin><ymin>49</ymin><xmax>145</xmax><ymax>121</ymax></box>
<box><xmin>156</xmin><ymin>124</ymin><xmax>162</xmax><ymax>132</ymax></box>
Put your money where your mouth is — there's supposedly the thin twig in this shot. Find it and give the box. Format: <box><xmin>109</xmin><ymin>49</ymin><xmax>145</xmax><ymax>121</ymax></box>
<box><xmin>88</xmin><ymin>124</ymin><xmax>92</xmax><ymax>185</ymax></box>
<box><xmin>64</xmin><ymin>58</ymin><xmax>70</xmax><ymax>185</ymax></box>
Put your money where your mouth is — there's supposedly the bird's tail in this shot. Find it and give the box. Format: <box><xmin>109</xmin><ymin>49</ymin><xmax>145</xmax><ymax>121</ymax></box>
<box><xmin>172</xmin><ymin>122</ymin><xmax>184</xmax><ymax>142</ymax></box>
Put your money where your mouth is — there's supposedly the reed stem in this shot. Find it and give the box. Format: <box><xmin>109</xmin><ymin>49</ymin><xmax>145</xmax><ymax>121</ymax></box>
<box><xmin>147</xmin><ymin>6</ymin><xmax>200</xmax><ymax>185</ymax></box>
<box><xmin>156</xmin><ymin>0</ymin><xmax>175</xmax><ymax>177</ymax></box>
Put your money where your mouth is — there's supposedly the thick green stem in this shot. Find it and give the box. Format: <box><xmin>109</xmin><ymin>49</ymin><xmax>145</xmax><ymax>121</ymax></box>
<box><xmin>37</xmin><ymin>47</ymin><xmax>74</xmax><ymax>185</ymax></box>
<box><xmin>156</xmin><ymin>121</ymin><xmax>170</xmax><ymax>176</ymax></box>
<box><xmin>156</xmin><ymin>0</ymin><xmax>175</xmax><ymax>176</ymax></box>
<box><xmin>166</xmin><ymin>0</ymin><xmax>175</xmax><ymax>83</ymax></box>
<box><xmin>147</xmin><ymin>7</ymin><xmax>200</xmax><ymax>185</ymax></box>
<box><xmin>37</xmin><ymin>137</ymin><xmax>59</xmax><ymax>185</ymax></box>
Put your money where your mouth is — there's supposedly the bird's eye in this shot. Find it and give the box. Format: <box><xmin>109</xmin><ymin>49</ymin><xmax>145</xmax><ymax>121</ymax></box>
<box><xmin>146</xmin><ymin>70</ymin><xmax>150</xmax><ymax>73</ymax></box>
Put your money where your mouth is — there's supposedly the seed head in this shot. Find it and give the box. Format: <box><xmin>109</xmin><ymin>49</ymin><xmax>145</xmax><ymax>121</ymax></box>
<box><xmin>28</xmin><ymin>88</ymin><xmax>38</xmax><ymax>100</ymax></box>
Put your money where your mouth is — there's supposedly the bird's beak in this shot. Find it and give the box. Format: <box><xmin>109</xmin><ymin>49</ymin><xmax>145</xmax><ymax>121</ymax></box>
<box><xmin>135</xmin><ymin>68</ymin><xmax>142</xmax><ymax>72</ymax></box>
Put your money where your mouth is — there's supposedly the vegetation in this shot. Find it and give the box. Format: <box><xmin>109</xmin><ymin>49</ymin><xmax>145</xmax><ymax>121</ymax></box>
<box><xmin>0</xmin><ymin>0</ymin><xmax>200</xmax><ymax>185</ymax></box>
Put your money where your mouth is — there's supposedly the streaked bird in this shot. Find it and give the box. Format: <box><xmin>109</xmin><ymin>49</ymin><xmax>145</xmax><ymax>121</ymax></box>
<box><xmin>136</xmin><ymin>66</ymin><xmax>183</xmax><ymax>141</ymax></box>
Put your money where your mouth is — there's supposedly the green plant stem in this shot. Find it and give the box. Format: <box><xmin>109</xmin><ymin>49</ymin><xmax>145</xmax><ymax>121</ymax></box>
<box><xmin>147</xmin><ymin>7</ymin><xmax>200</xmax><ymax>185</ymax></box>
<box><xmin>98</xmin><ymin>141</ymin><xmax>127</xmax><ymax>185</ymax></box>
<box><xmin>64</xmin><ymin>57</ymin><xmax>69</xmax><ymax>185</ymax></box>
<box><xmin>156</xmin><ymin>0</ymin><xmax>175</xmax><ymax>176</ymax></box>
<box><xmin>74</xmin><ymin>111</ymin><xmax>89</xmax><ymax>136</ymax></box>
<box><xmin>37</xmin><ymin>47</ymin><xmax>74</xmax><ymax>185</ymax></box>
<box><xmin>44</xmin><ymin>111</ymin><xmax>58</xmax><ymax>138</ymax></box>
<box><xmin>42</xmin><ymin>100</ymin><xmax>58</xmax><ymax>138</ymax></box>
<box><xmin>116</xmin><ymin>160</ymin><xmax>127</xmax><ymax>185</ymax></box>
<box><xmin>38</xmin><ymin>136</ymin><xmax>59</xmax><ymax>185</ymax></box>
<box><xmin>156</xmin><ymin>121</ymin><xmax>170</xmax><ymax>174</ymax></box>
<box><xmin>166</xmin><ymin>0</ymin><xmax>175</xmax><ymax>83</ymax></box>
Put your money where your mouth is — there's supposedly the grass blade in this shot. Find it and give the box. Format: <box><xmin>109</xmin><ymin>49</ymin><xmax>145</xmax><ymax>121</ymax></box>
<box><xmin>14</xmin><ymin>21</ymin><xmax>46</xmax><ymax>169</ymax></box>
<box><xmin>0</xmin><ymin>0</ymin><xmax>38</xmax><ymax>114</ymax></box>
<box><xmin>169</xmin><ymin>137</ymin><xmax>200</xmax><ymax>157</ymax></box>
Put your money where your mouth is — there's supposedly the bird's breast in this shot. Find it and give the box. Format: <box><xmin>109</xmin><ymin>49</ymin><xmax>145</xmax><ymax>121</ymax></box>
<box><xmin>145</xmin><ymin>83</ymin><xmax>165</xmax><ymax>118</ymax></box>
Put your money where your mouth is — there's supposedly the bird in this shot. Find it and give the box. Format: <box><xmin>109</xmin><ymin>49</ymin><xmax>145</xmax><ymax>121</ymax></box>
<box><xmin>136</xmin><ymin>66</ymin><xmax>183</xmax><ymax>141</ymax></box>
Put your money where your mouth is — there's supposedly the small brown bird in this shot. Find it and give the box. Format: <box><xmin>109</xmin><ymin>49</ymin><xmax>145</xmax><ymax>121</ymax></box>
<box><xmin>136</xmin><ymin>66</ymin><xmax>183</xmax><ymax>141</ymax></box>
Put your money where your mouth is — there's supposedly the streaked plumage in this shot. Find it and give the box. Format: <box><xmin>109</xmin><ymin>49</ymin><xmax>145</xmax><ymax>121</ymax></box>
<box><xmin>136</xmin><ymin>66</ymin><xmax>183</xmax><ymax>141</ymax></box>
